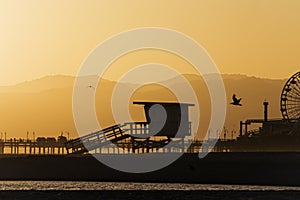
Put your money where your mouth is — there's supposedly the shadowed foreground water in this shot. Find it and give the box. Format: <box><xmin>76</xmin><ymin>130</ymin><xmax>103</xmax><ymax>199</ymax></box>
<box><xmin>1</xmin><ymin>181</ymin><xmax>300</xmax><ymax>191</ymax></box>
<box><xmin>0</xmin><ymin>182</ymin><xmax>299</xmax><ymax>200</ymax></box>
<box><xmin>0</xmin><ymin>190</ymin><xmax>300</xmax><ymax>200</ymax></box>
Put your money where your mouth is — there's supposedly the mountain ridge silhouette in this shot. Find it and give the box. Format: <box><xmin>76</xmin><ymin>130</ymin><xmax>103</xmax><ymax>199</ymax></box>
<box><xmin>0</xmin><ymin>74</ymin><xmax>286</xmax><ymax>139</ymax></box>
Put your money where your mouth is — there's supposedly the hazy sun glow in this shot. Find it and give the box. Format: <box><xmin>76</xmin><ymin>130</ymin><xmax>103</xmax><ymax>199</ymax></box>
<box><xmin>0</xmin><ymin>0</ymin><xmax>299</xmax><ymax>85</ymax></box>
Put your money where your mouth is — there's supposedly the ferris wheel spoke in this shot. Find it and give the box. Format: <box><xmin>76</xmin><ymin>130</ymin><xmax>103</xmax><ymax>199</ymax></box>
<box><xmin>288</xmin><ymin>113</ymin><xmax>295</xmax><ymax>119</ymax></box>
<box><xmin>291</xmin><ymin>76</ymin><xmax>300</xmax><ymax>91</ymax></box>
<box><xmin>287</xmin><ymin>105</ymin><xmax>300</xmax><ymax>113</ymax></box>
<box><xmin>287</xmin><ymin>87</ymin><xmax>300</xmax><ymax>96</ymax></box>
<box><xmin>285</xmin><ymin>99</ymin><xmax>300</xmax><ymax>104</ymax></box>
<box><xmin>284</xmin><ymin>97</ymin><xmax>300</xmax><ymax>103</ymax></box>
<box><xmin>291</xmin><ymin>84</ymin><xmax>300</xmax><ymax>96</ymax></box>
<box><xmin>290</xmin><ymin>87</ymin><xmax>300</xmax><ymax>97</ymax></box>
<box><xmin>286</xmin><ymin>106</ymin><xmax>300</xmax><ymax>110</ymax></box>
<box><xmin>287</xmin><ymin>108</ymin><xmax>300</xmax><ymax>115</ymax></box>
<box><xmin>290</xmin><ymin>113</ymin><xmax>300</xmax><ymax>120</ymax></box>
<box><xmin>287</xmin><ymin>106</ymin><xmax>300</xmax><ymax>117</ymax></box>
<box><xmin>285</xmin><ymin>97</ymin><xmax>300</xmax><ymax>101</ymax></box>
<box><xmin>288</xmin><ymin>106</ymin><xmax>300</xmax><ymax>112</ymax></box>
<box><xmin>295</xmin><ymin>75</ymin><xmax>300</xmax><ymax>82</ymax></box>
<box><xmin>288</xmin><ymin>110</ymin><xmax>300</xmax><ymax>119</ymax></box>
<box><xmin>286</xmin><ymin>104</ymin><xmax>300</xmax><ymax>108</ymax></box>
<box><xmin>285</xmin><ymin>102</ymin><xmax>300</xmax><ymax>106</ymax></box>
<box><xmin>286</xmin><ymin>100</ymin><xmax>300</xmax><ymax>104</ymax></box>
<box><xmin>286</xmin><ymin>94</ymin><xmax>300</xmax><ymax>101</ymax></box>
<box><xmin>288</xmin><ymin>76</ymin><xmax>300</xmax><ymax>90</ymax></box>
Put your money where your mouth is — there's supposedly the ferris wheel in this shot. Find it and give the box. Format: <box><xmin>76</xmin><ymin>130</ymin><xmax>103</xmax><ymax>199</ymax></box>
<box><xmin>281</xmin><ymin>71</ymin><xmax>300</xmax><ymax>120</ymax></box>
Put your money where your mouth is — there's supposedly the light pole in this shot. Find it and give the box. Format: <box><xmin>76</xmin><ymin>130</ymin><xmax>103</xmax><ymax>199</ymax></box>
<box><xmin>66</xmin><ymin>131</ymin><xmax>70</xmax><ymax>141</ymax></box>
<box><xmin>33</xmin><ymin>131</ymin><xmax>35</xmax><ymax>142</ymax></box>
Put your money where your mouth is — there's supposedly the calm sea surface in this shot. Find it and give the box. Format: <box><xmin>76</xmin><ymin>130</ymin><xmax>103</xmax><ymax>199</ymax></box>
<box><xmin>0</xmin><ymin>182</ymin><xmax>299</xmax><ymax>200</ymax></box>
<box><xmin>0</xmin><ymin>181</ymin><xmax>299</xmax><ymax>191</ymax></box>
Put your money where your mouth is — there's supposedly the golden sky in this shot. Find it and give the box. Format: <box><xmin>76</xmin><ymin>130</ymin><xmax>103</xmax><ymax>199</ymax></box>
<box><xmin>0</xmin><ymin>0</ymin><xmax>300</xmax><ymax>85</ymax></box>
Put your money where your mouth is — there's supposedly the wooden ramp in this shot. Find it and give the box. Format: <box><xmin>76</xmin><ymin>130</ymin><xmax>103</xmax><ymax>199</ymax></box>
<box><xmin>65</xmin><ymin>124</ymin><xmax>129</xmax><ymax>154</ymax></box>
<box><xmin>65</xmin><ymin>123</ymin><xmax>179</xmax><ymax>154</ymax></box>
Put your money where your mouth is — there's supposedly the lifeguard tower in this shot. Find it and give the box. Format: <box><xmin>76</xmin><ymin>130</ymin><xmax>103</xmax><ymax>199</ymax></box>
<box><xmin>65</xmin><ymin>101</ymin><xmax>194</xmax><ymax>154</ymax></box>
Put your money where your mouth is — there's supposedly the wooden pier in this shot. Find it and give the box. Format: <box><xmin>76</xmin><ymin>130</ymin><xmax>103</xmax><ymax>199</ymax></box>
<box><xmin>0</xmin><ymin>136</ymin><xmax>67</xmax><ymax>155</ymax></box>
<box><xmin>0</xmin><ymin>136</ymin><xmax>238</xmax><ymax>155</ymax></box>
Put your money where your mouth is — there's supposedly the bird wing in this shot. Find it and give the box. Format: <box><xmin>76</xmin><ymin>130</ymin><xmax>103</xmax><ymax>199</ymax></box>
<box><xmin>232</xmin><ymin>94</ymin><xmax>237</xmax><ymax>101</ymax></box>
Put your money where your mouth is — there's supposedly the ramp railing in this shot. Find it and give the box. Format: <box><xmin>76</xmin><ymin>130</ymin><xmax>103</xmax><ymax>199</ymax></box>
<box><xmin>65</xmin><ymin>124</ymin><xmax>129</xmax><ymax>154</ymax></box>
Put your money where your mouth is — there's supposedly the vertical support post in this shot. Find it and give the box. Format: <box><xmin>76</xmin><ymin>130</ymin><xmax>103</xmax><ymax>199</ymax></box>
<box><xmin>131</xmin><ymin>137</ymin><xmax>135</xmax><ymax>153</ymax></box>
<box><xmin>182</xmin><ymin>137</ymin><xmax>184</xmax><ymax>153</ymax></box>
<box><xmin>30</xmin><ymin>141</ymin><xmax>32</xmax><ymax>154</ymax></box>
<box><xmin>34</xmin><ymin>143</ymin><xmax>36</xmax><ymax>154</ymax></box>
<box><xmin>239</xmin><ymin>121</ymin><xmax>243</xmax><ymax>137</ymax></box>
<box><xmin>10</xmin><ymin>140</ymin><xmax>12</xmax><ymax>154</ymax></box>
<box><xmin>264</xmin><ymin>101</ymin><xmax>269</xmax><ymax>122</ymax></box>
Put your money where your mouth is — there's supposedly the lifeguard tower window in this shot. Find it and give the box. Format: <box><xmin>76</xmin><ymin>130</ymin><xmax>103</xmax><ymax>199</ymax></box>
<box><xmin>133</xmin><ymin>102</ymin><xmax>194</xmax><ymax>138</ymax></box>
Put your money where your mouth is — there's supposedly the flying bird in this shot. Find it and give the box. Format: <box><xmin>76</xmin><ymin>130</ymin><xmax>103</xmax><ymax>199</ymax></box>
<box><xmin>87</xmin><ymin>85</ymin><xmax>95</xmax><ymax>90</ymax></box>
<box><xmin>230</xmin><ymin>94</ymin><xmax>242</xmax><ymax>106</ymax></box>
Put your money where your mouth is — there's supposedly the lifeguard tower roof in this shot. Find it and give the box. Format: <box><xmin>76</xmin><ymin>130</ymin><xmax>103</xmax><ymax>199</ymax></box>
<box><xmin>133</xmin><ymin>101</ymin><xmax>194</xmax><ymax>138</ymax></box>
<box><xmin>133</xmin><ymin>101</ymin><xmax>194</xmax><ymax>106</ymax></box>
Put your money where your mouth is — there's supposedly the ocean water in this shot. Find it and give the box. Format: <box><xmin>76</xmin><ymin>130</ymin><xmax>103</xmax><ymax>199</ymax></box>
<box><xmin>0</xmin><ymin>181</ymin><xmax>299</xmax><ymax>191</ymax></box>
<box><xmin>0</xmin><ymin>181</ymin><xmax>300</xmax><ymax>200</ymax></box>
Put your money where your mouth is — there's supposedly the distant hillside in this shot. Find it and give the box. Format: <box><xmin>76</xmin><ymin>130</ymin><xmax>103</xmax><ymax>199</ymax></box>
<box><xmin>0</xmin><ymin>75</ymin><xmax>75</xmax><ymax>93</ymax></box>
<box><xmin>0</xmin><ymin>74</ymin><xmax>288</xmax><ymax>139</ymax></box>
